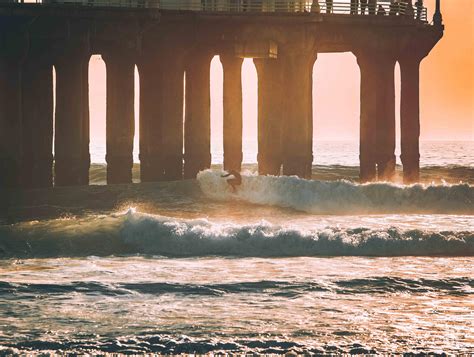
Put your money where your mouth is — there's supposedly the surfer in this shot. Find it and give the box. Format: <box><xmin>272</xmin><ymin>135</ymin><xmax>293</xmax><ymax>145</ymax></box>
<box><xmin>221</xmin><ymin>170</ymin><xmax>242</xmax><ymax>193</ymax></box>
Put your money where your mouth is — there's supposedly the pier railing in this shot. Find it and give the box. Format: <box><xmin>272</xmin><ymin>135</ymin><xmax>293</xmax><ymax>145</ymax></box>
<box><xmin>12</xmin><ymin>0</ymin><xmax>429</xmax><ymax>22</ymax></box>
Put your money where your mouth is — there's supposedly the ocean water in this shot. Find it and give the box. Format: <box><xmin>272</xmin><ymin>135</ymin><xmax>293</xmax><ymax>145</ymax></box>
<box><xmin>0</xmin><ymin>141</ymin><xmax>473</xmax><ymax>354</ymax></box>
<box><xmin>89</xmin><ymin>139</ymin><xmax>474</xmax><ymax>167</ymax></box>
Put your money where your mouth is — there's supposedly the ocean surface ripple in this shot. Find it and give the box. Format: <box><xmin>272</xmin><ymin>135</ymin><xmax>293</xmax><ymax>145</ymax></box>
<box><xmin>1</xmin><ymin>152</ymin><xmax>473</xmax><ymax>354</ymax></box>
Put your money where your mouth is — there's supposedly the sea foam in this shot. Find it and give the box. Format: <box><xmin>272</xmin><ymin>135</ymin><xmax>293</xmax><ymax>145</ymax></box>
<box><xmin>197</xmin><ymin>170</ymin><xmax>474</xmax><ymax>215</ymax></box>
<box><xmin>1</xmin><ymin>211</ymin><xmax>472</xmax><ymax>258</ymax></box>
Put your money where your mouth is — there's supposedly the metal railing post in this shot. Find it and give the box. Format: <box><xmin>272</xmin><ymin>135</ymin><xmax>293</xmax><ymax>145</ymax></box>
<box><xmin>6</xmin><ymin>0</ymin><xmax>429</xmax><ymax>22</ymax></box>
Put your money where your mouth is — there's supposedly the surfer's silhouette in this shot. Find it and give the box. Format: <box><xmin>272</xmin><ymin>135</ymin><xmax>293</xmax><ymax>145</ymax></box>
<box><xmin>221</xmin><ymin>170</ymin><xmax>242</xmax><ymax>193</ymax></box>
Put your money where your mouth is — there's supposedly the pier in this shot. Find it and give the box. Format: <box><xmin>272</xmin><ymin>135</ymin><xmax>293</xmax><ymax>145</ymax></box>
<box><xmin>0</xmin><ymin>0</ymin><xmax>443</xmax><ymax>188</ymax></box>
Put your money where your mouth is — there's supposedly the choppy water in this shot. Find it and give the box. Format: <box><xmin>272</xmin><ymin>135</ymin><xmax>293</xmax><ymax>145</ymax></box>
<box><xmin>1</xmin><ymin>141</ymin><xmax>473</xmax><ymax>354</ymax></box>
<box><xmin>1</xmin><ymin>257</ymin><xmax>473</xmax><ymax>354</ymax></box>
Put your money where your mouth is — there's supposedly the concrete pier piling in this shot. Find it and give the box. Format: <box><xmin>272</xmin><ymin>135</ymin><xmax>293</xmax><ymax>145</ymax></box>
<box><xmin>54</xmin><ymin>48</ymin><xmax>90</xmax><ymax>186</ymax></box>
<box><xmin>357</xmin><ymin>52</ymin><xmax>396</xmax><ymax>182</ymax></box>
<box><xmin>400</xmin><ymin>56</ymin><xmax>422</xmax><ymax>184</ymax></box>
<box><xmin>254</xmin><ymin>58</ymin><xmax>284</xmax><ymax>176</ymax></box>
<box><xmin>82</xmin><ymin>59</ymin><xmax>91</xmax><ymax>186</ymax></box>
<box><xmin>281</xmin><ymin>51</ymin><xmax>315</xmax><ymax>179</ymax></box>
<box><xmin>138</xmin><ymin>52</ymin><xmax>163</xmax><ymax>182</ymax></box>
<box><xmin>160</xmin><ymin>53</ymin><xmax>185</xmax><ymax>181</ymax></box>
<box><xmin>103</xmin><ymin>52</ymin><xmax>135</xmax><ymax>184</ymax></box>
<box><xmin>358</xmin><ymin>53</ymin><xmax>378</xmax><ymax>183</ymax></box>
<box><xmin>21</xmin><ymin>59</ymin><xmax>54</xmax><ymax>188</ymax></box>
<box><xmin>0</xmin><ymin>59</ymin><xmax>23</xmax><ymax>189</ymax></box>
<box><xmin>221</xmin><ymin>54</ymin><xmax>244</xmax><ymax>173</ymax></box>
<box><xmin>375</xmin><ymin>54</ymin><xmax>396</xmax><ymax>182</ymax></box>
<box><xmin>184</xmin><ymin>51</ymin><xmax>212</xmax><ymax>179</ymax></box>
<box><xmin>0</xmin><ymin>2</ymin><xmax>443</xmax><ymax>189</ymax></box>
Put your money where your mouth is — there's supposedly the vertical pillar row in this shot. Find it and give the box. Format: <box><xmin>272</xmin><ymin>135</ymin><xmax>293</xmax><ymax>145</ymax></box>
<box><xmin>399</xmin><ymin>56</ymin><xmax>421</xmax><ymax>184</ymax></box>
<box><xmin>103</xmin><ymin>52</ymin><xmax>135</xmax><ymax>184</ymax></box>
<box><xmin>254</xmin><ymin>57</ymin><xmax>285</xmax><ymax>176</ymax></box>
<box><xmin>280</xmin><ymin>52</ymin><xmax>315</xmax><ymax>178</ymax></box>
<box><xmin>220</xmin><ymin>54</ymin><xmax>243</xmax><ymax>173</ymax></box>
<box><xmin>54</xmin><ymin>50</ymin><xmax>90</xmax><ymax>186</ymax></box>
<box><xmin>184</xmin><ymin>52</ymin><xmax>212</xmax><ymax>179</ymax></box>
<box><xmin>21</xmin><ymin>59</ymin><xmax>54</xmax><ymax>188</ymax></box>
<box><xmin>0</xmin><ymin>58</ymin><xmax>22</xmax><ymax>189</ymax></box>
<box><xmin>357</xmin><ymin>52</ymin><xmax>396</xmax><ymax>182</ymax></box>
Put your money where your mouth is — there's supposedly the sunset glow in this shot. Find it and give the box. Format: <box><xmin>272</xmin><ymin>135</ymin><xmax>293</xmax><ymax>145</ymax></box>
<box><xmin>86</xmin><ymin>0</ymin><xmax>473</xmax><ymax>151</ymax></box>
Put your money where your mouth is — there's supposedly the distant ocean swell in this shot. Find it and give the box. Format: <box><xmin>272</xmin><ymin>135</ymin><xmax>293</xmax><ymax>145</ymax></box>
<box><xmin>1</xmin><ymin>211</ymin><xmax>472</xmax><ymax>258</ymax></box>
<box><xmin>88</xmin><ymin>163</ymin><xmax>474</xmax><ymax>185</ymax></box>
<box><xmin>198</xmin><ymin>170</ymin><xmax>474</xmax><ymax>215</ymax></box>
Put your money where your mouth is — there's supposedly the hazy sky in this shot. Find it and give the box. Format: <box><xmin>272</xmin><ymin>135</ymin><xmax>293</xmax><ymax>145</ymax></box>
<box><xmin>87</xmin><ymin>0</ymin><xmax>474</xmax><ymax>150</ymax></box>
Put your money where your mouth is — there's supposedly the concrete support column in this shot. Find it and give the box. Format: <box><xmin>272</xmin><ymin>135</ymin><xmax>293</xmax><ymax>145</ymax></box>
<box><xmin>54</xmin><ymin>50</ymin><xmax>90</xmax><ymax>186</ymax></box>
<box><xmin>220</xmin><ymin>54</ymin><xmax>243</xmax><ymax>173</ymax></box>
<box><xmin>103</xmin><ymin>52</ymin><xmax>135</xmax><ymax>184</ymax></box>
<box><xmin>137</xmin><ymin>57</ymin><xmax>162</xmax><ymax>182</ymax></box>
<box><xmin>306</xmin><ymin>56</ymin><xmax>315</xmax><ymax>178</ymax></box>
<box><xmin>357</xmin><ymin>52</ymin><xmax>396</xmax><ymax>182</ymax></box>
<box><xmin>399</xmin><ymin>56</ymin><xmax>421</xmax><ymax>184</ymax></box>
<box><xmin>21</xmin><ymin>60</ymin><xmax>54</xmax><ymax>188</ymax></box>
<box><xmin>375</xmin><ymin>56</ymin><xmax>396</xmax><ymax>181</ymax></box>
<box><xmin>357</xmin><ymin>54</ymin><xmax>377</xmax><ymax>182</ymax></box>
<box><xmin>184</xmin><ymin>52</ymin><xmax>212</xmax><ymax>179</ymax></box>
<box><xmin>160</xmin><ymin>54</ymin><xmax>185</xmax><ymax>181</ymax></box>
<box><xmin>82</xmin><ymin>58</ymin><xmax>90</xmax><ymax>186</ymax></box>
<box><xmin>254</xmin><ymin>58</ymin><xmax>284</xmax><ymax>176</ymax></box>
<box><xmin>138</xmin><ymin>52</ymin><xmax>185</xmax><ymax>182</ymax></box>
<box><xmin>0</xmin><ymin>59</ymin><xmax>22</xmax><ymax>189</ymax></box>
<box><xmin>280</xmin><ymin>52</ymin><xmax>315</xmax><ymax>178</ymax></box>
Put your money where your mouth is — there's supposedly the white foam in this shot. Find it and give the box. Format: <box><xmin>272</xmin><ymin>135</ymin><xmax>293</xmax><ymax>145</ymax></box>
<box><xmin>197</xmin><ymin>170</ymin><xmax>474</xmax><ymax>215</ymax></box>
<box><xmin>120</xmin><ymin>212</ymin><xmax>474</xmax><ymax>257</ymax></box>
<box><xmin>1</xmin><ymin>212</ymin><xmax>473</xmax><ymax>258</ymax></box>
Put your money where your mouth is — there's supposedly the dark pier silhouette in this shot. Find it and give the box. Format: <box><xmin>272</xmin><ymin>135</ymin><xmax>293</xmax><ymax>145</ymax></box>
<box><xmin>0</xmin><ymin>0</ymin><xmax>443</xmax><ymax>189</ymax></box>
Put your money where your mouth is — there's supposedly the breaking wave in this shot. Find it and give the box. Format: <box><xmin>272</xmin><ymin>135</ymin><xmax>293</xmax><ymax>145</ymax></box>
<box><xmin>197</xmin><ymin>170</ymin><xmax>474</xmax><ymax>215</ymax></box>
<box><xmin>1</xmin><ymin>210</ymin><xmax>472</xmax><ymax>258</ymax></box>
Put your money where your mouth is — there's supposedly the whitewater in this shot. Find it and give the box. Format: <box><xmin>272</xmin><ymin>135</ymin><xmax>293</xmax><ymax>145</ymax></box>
<box><xmin>1</xmin><ymin>142</ymin><xmax>473</xmax><ymax>354</ymax></box>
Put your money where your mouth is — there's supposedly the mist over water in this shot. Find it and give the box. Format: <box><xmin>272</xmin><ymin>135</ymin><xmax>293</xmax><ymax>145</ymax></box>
<box><xmin>1</xmin><ymin>141</ymin><xmax>473</xmax><ymax>354</ymax></box>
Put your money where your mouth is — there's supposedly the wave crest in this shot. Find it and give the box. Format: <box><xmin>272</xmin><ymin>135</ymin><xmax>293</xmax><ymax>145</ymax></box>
<box><xmin>1</xmin><ymin>211</ymin><xmax>472</xmax><ymax>258</ymax></box>
<box><xmin>197</xmin><ymin>170</ymin><xmax>474</xmax><ymax>214</ymax></box>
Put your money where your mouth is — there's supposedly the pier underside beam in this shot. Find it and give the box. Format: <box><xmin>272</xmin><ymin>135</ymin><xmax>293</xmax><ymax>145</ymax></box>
<box><xmin>54</xmin><ymin>49</ymin><xmax>90</xmax><ymax>186</ymax></box>
<box><xmin>221</xmin><ymin>54</ymin><xmax>243</xmax><ymax>173</ymax></box>
<box><xmin>184</xmin><ymin>51</ymin><xmax>212</xmax><ymax>179</ymax></box>
<box><xmin>104</xmin><ymin>52</ymin><xmax>135</xmax><ymax>184</ymax></box>
<box><xmin>254</xmin><ymin>58</ymin><xmax>285</xmax><ymax>176</ymax></box>
<box><xmin>400</xmin><ymin>56</ymin><xmax>421</xmax><ymax>184</ymax></box>
<box><xmin>280</xmin><ymin>52</ymin><xmax>315</xmax><ymax>179</ymax></box>
<box><xmin>21</xmin><ymin>59</ymin><xmax>54</xmax><ymax>188</ymax></box>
